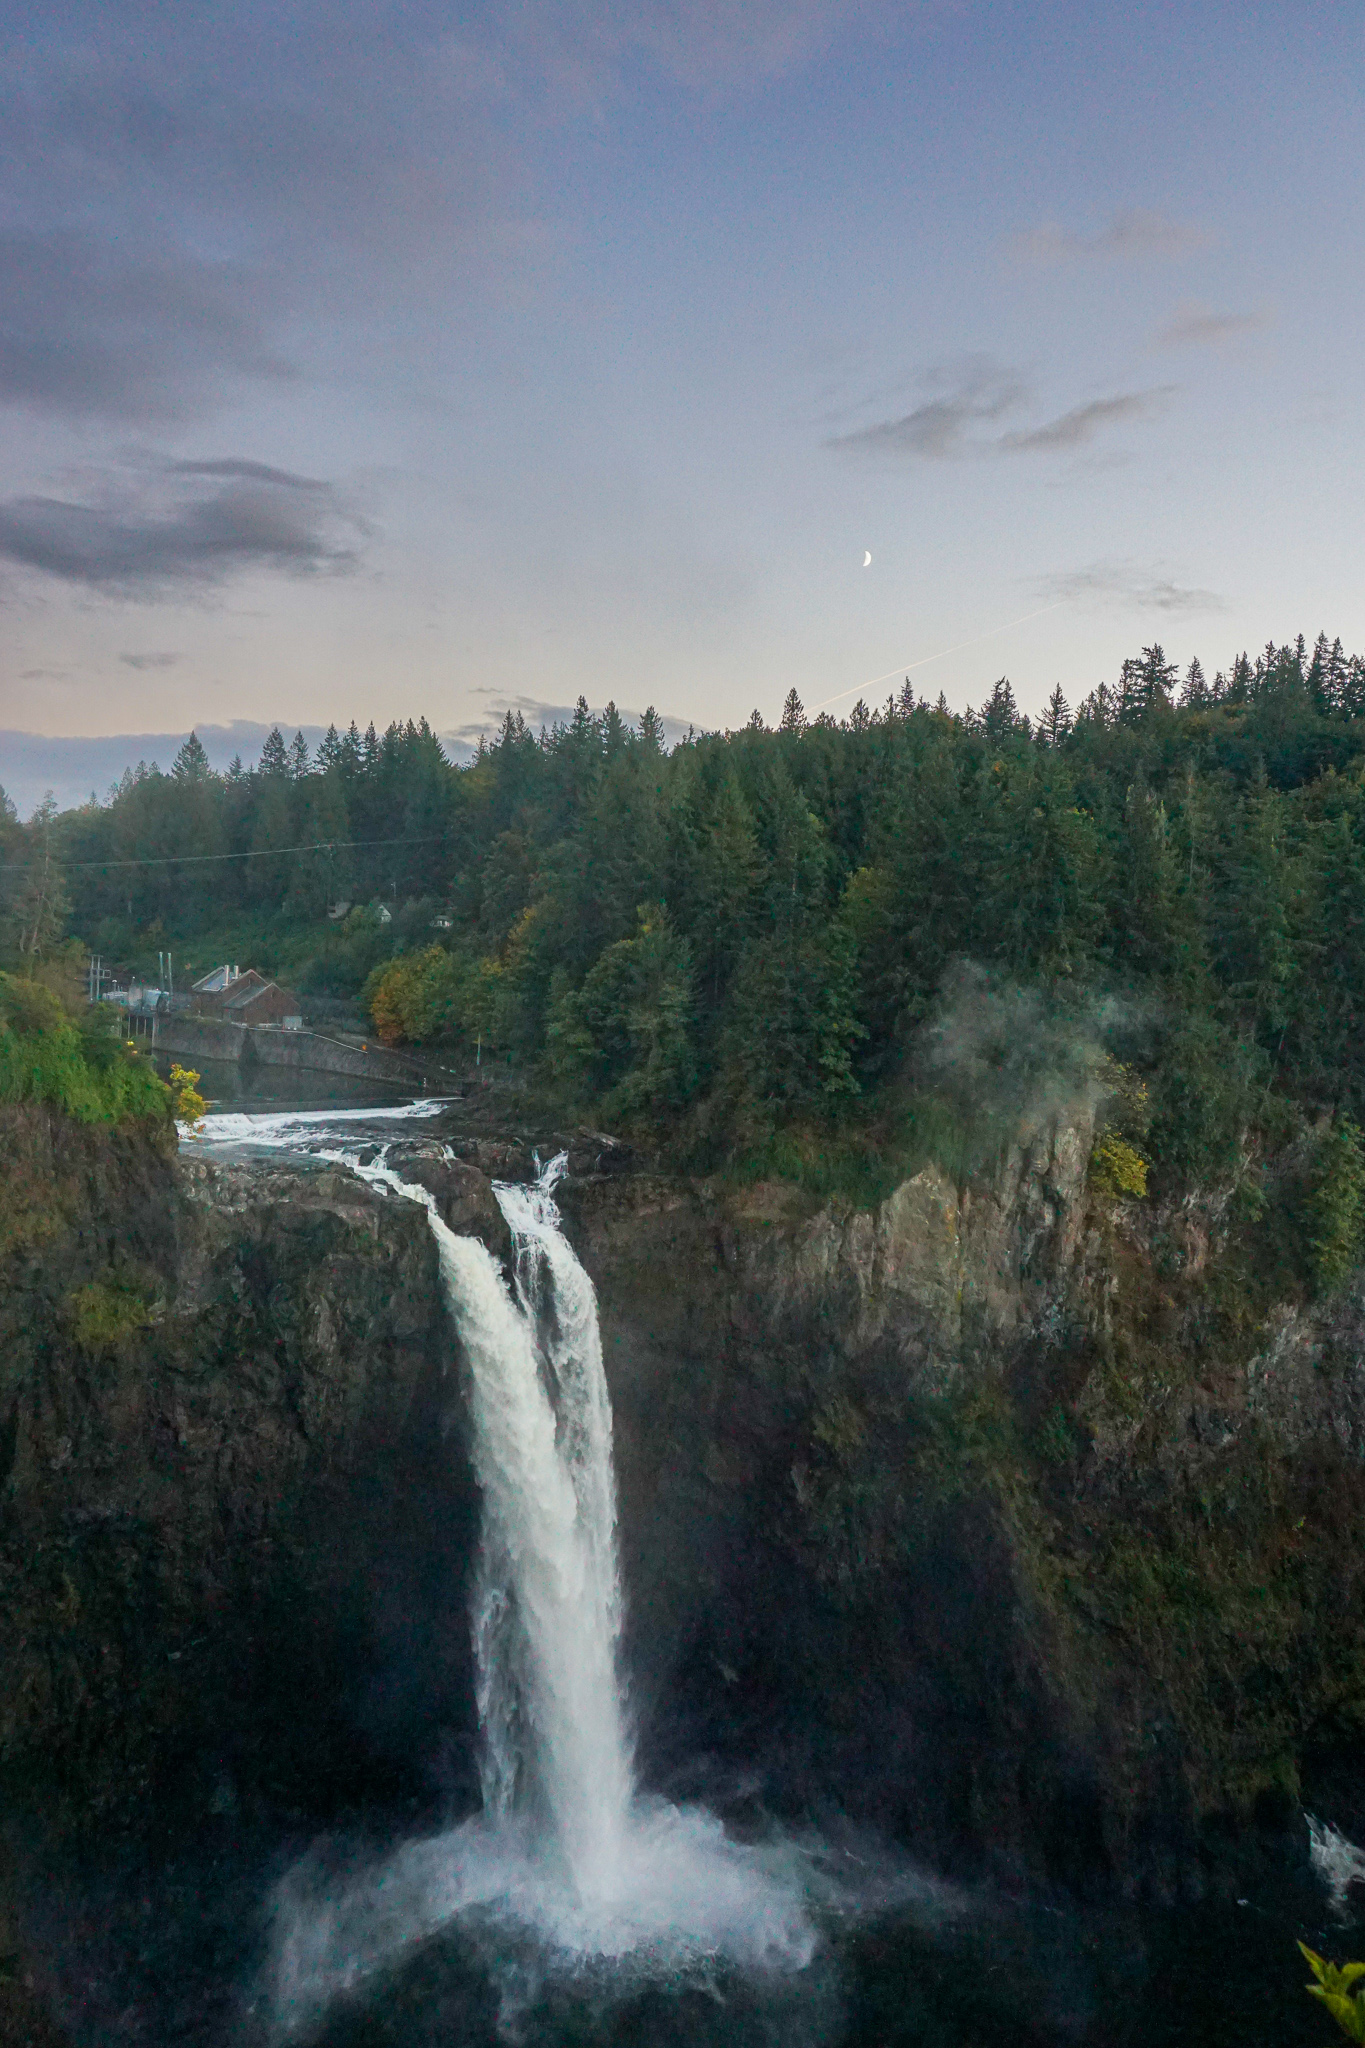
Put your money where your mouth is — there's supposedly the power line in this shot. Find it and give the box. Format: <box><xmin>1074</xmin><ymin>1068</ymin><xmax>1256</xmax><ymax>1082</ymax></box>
<box><xmin>0</xmin><ymin>832</ymin><xmax>448</xmax><ymax>874</ymax></box>
<box><xmin>810</xmin><ymin>601</ymin><xmax>1068</xmax><ymax>713</ymax></box>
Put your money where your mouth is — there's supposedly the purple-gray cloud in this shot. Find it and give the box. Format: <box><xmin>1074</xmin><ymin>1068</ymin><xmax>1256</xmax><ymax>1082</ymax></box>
<box><xmin>1152</xmin><ymin>302</ymin><xmax>1269</xmax><ymax>350</ymax></box>
<box><xmin>1038</xmin><ymin>560</ymin><xmax>1224</xmax><ymax>614</ymax></box>
<box><xmin>0</xmin><ymin>464</ymin><xmax>365</xmax><ymax>593</ymax></box>
<box><xmin>832</xmin><ymin>364</ymin><xmax>1174</xmax><ymax>461</ymax></box>
<box><xmin>999</xmin><ymin>388</ymin><xmax>1175</xmax><ymax>452</ymax></box>
<box><xmin>1010</xmin><ymin>209</ymin><xmax>1209</xmax><ymax>263</ymax></box>
<box><xmin>0</xmin><ymin>229</ymin><xmax>290</xmax><ymax>422</ymax></box>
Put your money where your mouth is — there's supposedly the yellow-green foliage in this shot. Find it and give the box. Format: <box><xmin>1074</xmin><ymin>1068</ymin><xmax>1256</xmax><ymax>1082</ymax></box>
<box><xmin>1090</xmin><ymin>1132</ymin><xmax>1149</xmax><ymax>1198</ymax></box>
<box><xmin>364</xmin><ymin>945</ymin><xmax>501</xmax><ymax>1048</ymax></box>
<box><xmin>68</xmin><ymin>1279</ymin><xmax>153</xmax><ymax>1353</ymax></box>
<box><xmin>169</xmin><ymin>1063</ymin><xmax>207</xmax><ymax>1126</ymax></box>
<box><xmin>0</xmin><ymin>974</ymin><xmax>170</xmax><ymax>1125</ymax></box>
<box><xmin>1302</xmin><ymin>1945</ymin><xmax>1365</xmax><ymax>2041</ymax></box>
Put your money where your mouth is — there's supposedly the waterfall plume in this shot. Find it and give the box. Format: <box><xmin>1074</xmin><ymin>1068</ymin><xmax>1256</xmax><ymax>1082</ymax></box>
<box><xmin>266</xmin><ymin>1146</ymin><xmax>816</xmax><ymax>2032</ymax></box>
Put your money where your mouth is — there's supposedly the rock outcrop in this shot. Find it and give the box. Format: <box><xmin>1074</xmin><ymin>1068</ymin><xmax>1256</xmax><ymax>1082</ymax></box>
<box><xmin>558</xmin><ymin>1109</ymin><xmax>1365</xmax><ymax>1901</ymax></box>
<box><xmin>0</xmin><ymin>1115</ymin><xmax>489</xmax><ymax>1844</ymax></box>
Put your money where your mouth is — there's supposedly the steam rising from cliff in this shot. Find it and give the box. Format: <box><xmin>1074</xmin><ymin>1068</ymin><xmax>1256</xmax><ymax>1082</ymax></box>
<box><xmin>911</xmin><ymin>961</ymin><xmax>1139</xmax><ymax>1173</ymax></box>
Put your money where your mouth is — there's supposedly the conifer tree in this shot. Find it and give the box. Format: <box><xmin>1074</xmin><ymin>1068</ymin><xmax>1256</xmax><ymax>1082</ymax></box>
<box><xmin>288</xmin><ymin>731</ymin><xmax>311</xmax><ymax>780</ymax></box>
<box><xmin>1179</xmin><ymin>657</ymin><xmax>1209</xmax><ymax>709</ymax></box>
<box><xmin>779</xmin><ymin>688</ymin><xmax>806</xmax><ymax>733</ymax></box>
<box><xmin>1119</xmin><ymin>645</ymin><xmax>1177</xmax><ymax>724</ymax></box>
<box><xmin>1038</xmin><ymin>685</ymin><xmax>1072</xmax><ymax>747</ymax></box>
<box><xmin>1226</xmin><ymin>652</ymin><xmax>1253</xmax><ymax>703</ymax></box>
<box><xmin>258</xmin><ymin>727</ymin><xmax>289</xmax><ymax>778</ymax></box>
<box><xmin>172</xmin><ymin>731</ymin><xmax>212</xmax><ymax>781</ymax></box>
<box><xmin>567</xmin><ymin>696</ymin><xmax>598</xmax><ymax>750</ymax></box>
<box><xmin>1344</xmin><ymin>658</ymin><xmax>1365</xmax><ymax>722</ymax></box>
<box><xmin>982</xmin><ymin>677</ymin><xmax>1020</xmax><ymax>739</ymax></box>
<box><xmin>1327</xmin><ymin>638</ymin><xmax>1349</xmax><ymax>714</ymax></box>
<box><xmin>601</xmin><ymin>702</ymin><xmax>629</xmax><ymax>758</ymax></box>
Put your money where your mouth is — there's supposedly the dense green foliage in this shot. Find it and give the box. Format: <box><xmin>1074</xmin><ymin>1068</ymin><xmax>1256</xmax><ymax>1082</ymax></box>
<box><xmin>0</xmin><ymin>973</ymin><xmax>170</xmax><ymax>1125</ymax></box>
<box><xmin>13</xmin><ymin>633</ymin><xmax>1365</xmax><ymax>1200</ymax></box>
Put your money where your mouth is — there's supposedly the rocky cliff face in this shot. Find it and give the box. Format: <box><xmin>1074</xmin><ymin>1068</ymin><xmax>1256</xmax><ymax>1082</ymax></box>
<box><xmin>558</xmin><ymin>1107</ymin><xmax>1365</xmax><ymax>1902</ymax></box>
<box><xmin>3</xmin><ymin>1097</ymin><xmax>1365</xmax><ymax>2034</ymax></box>
<box><xmin>0</xmin><ymin>1110</ymin><xmax>488</xmax><ymax>2037</ymax></box>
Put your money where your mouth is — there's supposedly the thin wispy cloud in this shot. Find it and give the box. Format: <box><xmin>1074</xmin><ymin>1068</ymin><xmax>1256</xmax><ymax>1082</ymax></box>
<box><xmin>1000</xmin><ymin>388</ymin><xmax>1175</xmax><ymax>452</ymax></box>
<box><xmin>170</xmin><ymin>459</ymin><xmax>330</xmax><ymax>490</ymax></box>
<box><xmin>1010</xmin><ymin>208</ymin><xmax>1208</xmax><ymax>265</ymax></box>
<box><xmin>0</xmin><ymin>462</ymin><xmax>366</xmax><ymax>594</ymax></box>
<box><xmin>1151</xmin><ymin>302</ymin><xmax>1269</xmax><ymax>350</ymax></box>
<box><xmin>1039</xmin><ymin>560</ymin><xmax>1225</xmax><ymax>614</ymax></box>
<box><xmin>830</xmin><ymin>362</ymin><xmax>1174</xmax><ymax>462</ymax></box>
<box><xmin>829</xmin><ymin>360</ymin><xmax>1025</xmax><ymax>459</ymax></box>
<box><xmin>119</xmin><ymin>652</ymin><xmax>182</xmax><ymax>671</ymax></box>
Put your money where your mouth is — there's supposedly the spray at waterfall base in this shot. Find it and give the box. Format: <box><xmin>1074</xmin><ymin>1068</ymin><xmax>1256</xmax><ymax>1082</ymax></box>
<box><xmin>267</xmin><ymin>1150</ymin><xmax>864</xmax><ymax>2031</ymax></box>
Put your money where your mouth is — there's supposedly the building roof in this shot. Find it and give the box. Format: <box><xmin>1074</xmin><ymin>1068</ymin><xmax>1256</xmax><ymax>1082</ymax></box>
<box><xmin>224</xmin><ymin>977</ymin><xmax>298</xmax><ymax>1013</ymax></box>
<box><xmin>192</xmin><ymin>963</ymin><xmax>242</xmax><ymax>993</ymax></box>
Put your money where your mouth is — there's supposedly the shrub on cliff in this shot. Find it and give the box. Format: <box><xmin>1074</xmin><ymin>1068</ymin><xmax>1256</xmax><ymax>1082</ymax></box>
<box><xmin>1301</xmin><ymin>1945</ymin><xmax>1365</xmax><ymax>2041</ymax></box>
<box><xmin>0</xmin><ymin>973</ymin><xmax>170</xmax><ymax>1125</ymax></box>
<box><xmin>1308</xmin><ymin>1118</ymin><xmax>1365</xmax><ymax>1291</ymax></box>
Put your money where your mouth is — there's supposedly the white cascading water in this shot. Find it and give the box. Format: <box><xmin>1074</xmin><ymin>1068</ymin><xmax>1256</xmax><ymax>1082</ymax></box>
<box><xmin>1307</xmin><ymin>1813</ymin><xmax>1365</xmax><ymax>1918</ymax></box>
<box><xmin>469</xmin><ymin>1160</ymin><xmax>633</xmax><ymax>1891</ymax></box>
<box><xmin>263</xmin><ymin>1140</ymin><xmax>819</xmax><ymax>2030</ymax></box>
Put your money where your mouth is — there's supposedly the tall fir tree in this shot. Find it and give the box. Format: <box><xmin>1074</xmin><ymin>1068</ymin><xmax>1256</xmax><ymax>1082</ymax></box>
<box><xmin>1037</xmin><ymin>684</ymin><xmax>1072</xmax><ymax>747</ymax></box>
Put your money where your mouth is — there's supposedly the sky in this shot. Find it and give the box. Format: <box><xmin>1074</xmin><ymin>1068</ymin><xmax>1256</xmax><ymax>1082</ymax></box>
<box><xmin>0</xmin><ymin>0</ymin><xmax>1361</xmax><ymax>768</ymax></box>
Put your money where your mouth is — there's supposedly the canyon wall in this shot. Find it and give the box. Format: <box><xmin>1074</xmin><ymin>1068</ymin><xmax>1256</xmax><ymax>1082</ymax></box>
<box><xmin>4</xmin><ymin>1096</ymin><xmax>1365</xmax><ymax>2028</ymax></box>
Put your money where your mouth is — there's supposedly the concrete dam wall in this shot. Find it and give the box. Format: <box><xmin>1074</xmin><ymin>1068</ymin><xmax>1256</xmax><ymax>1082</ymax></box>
<box><xmin>133</xmin><ymin>1012</ymin><xmax>463</xmax><ymax>1090</ymax></box>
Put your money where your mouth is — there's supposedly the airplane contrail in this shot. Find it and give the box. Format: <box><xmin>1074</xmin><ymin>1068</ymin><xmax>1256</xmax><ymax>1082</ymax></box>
<box><xmin>810</xmin><ymin>600</ymin><xmax>1068</xmax><ymax>713</ymax></box>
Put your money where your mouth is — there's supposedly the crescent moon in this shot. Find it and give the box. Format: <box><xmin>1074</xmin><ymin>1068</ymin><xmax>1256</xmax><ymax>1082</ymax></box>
<box><xmin>863</xmin><ymin>551</ymin><xmax>872</xmax><ymax>567</ymax></box>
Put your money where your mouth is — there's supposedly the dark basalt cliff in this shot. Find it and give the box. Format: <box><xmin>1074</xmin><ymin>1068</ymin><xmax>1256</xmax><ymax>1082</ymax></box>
<box><xmin>0</xmin><ymin>1112</ymin><xmax>478</xmax><ymax>2039</ymax></box>
<box><xmin>3</xmin><ymin>1102</ymin><xmax>1365</xmax><ymax>2033</ymax></box>
<box><xmin>558</xmin><ymin>1119</ymin><xmax>1365</xmax><ymax>1904</ymax></box>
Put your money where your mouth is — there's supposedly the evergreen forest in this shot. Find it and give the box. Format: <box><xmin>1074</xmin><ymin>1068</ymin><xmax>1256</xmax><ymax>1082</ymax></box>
<box><xmin>9</xmin><ymin>634</ymin><xmax>1365</xmax><ymax>1217</ymax></box>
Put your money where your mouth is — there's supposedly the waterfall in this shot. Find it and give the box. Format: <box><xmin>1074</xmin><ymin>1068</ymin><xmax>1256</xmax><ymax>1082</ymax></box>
<box><xmin>263</xmin><ymin>1139</ymin><xmax>818</xmax><ymax>2030</ymax></box>
<box><xmin>436</xmin><ymin>1156</ymin><xmax>633</xmax><ymax>1893</ymax></box>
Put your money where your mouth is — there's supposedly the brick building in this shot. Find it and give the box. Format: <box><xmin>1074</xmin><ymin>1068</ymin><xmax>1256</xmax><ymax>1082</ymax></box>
<box><xmin>191</xmin><ymin>965</ymin><xmax>302</xmax><ymax>1030</ymax></box>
